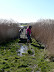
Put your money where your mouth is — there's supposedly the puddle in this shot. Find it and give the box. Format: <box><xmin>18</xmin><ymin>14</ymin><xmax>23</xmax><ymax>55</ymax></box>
<box><xmin>17</xmin><ymin>43</ymin><xmax>35</xmax><ymax>56</ymax></box>
<box><xmin>17</xmin><ymin>44</ymin><xmax>28</xmax><ymax>56</ymax></box>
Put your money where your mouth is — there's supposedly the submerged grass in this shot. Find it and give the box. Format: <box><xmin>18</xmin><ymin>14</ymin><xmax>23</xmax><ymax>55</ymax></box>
<box><xmin>0</xmin><ymin>38</ymin><xmax>54</xmax><ymax>72</ymax></box>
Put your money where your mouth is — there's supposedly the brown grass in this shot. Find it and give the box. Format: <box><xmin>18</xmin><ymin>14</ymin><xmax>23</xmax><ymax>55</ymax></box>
<box><xmin>0</xmin><ymin>19</ymin><xmax>20</xmax><ymax>43</ymax></box>
<box><xmin>31</xmin><ymin>19</ymin><xmax>54</xmax><ymax>55</ymax></box>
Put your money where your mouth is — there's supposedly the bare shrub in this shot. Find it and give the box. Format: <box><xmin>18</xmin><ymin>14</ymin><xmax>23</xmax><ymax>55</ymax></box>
<box><xmin>31</xmin><ymin>19</ymin><xmax>54</xmax><ymax>55</ymax></box>
<box><xmin>0</xmin><ymin>19</ymin><xmax>20</xmax><ymax>43</ymax></box>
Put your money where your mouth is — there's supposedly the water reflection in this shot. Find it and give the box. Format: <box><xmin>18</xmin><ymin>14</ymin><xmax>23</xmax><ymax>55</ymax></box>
<box><xmin>17</xmin><ymin>43</ymin><xmax>35</xmax><ymax>56</ymax></box>
<box><xmin>17</xmin><ymin>44</ymin><xmax>28</xmax><ymax>56</ymax></box>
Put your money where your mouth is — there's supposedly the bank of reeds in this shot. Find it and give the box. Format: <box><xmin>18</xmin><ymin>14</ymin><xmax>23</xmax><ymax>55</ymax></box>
<box><xmin>31</xmin><ymin>19</ymin><xmax>54</xmax><ymax>56</ymax></box>
<box><xmin>0</xmin><ymin>19</ymin><xmax>20</xmax><ymax>43</ymax></box>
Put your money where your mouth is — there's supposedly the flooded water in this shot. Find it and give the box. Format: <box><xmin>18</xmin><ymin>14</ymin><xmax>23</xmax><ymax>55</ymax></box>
<box><xmin>17</xmin><ymin>44</ymin><xmax>28</xmax><ymax>56</ymax></box>
<box><xmin>20</xmin><ymin>28</ymin><xmax>27</xmax><ymax>39</ymax></box>
<box><xmin>17</xmin><ymin>43</ymin><xmax>35</xmax><ymax>56</ymax></box>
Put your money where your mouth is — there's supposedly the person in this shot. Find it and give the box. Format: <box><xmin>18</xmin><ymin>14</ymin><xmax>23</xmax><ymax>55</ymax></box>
<box><xmin>26</xmin><ymin>26</ymin><xmax>32</xmax><ymax>43</ymax></box>
<box><xmin>18</xmin><ymin>29</ymin><xmax>22</xmax><ymax>39</ymax></box>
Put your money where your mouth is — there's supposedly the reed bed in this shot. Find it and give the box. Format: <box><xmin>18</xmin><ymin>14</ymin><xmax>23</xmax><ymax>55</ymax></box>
<box><xmin>31</xmin><ymin>19</ymin><xmax>54</xmax><ymax>55</ymax></box>
<box><xmin>0</xmin><ymin>19</ymin><xmax>20</xmax><ymax>43</ymax></box>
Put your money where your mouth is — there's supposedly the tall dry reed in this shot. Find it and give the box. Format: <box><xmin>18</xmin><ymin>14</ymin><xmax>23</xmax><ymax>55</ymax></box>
<box><xmin>0</xmin><ymin>19</ymin><xmax>20</xmax><ymax>43</ymax></box>
<box><xmin>31</xmin><ymin>19</ymin><xmax>54</xmax><ymax>55</ymax></box>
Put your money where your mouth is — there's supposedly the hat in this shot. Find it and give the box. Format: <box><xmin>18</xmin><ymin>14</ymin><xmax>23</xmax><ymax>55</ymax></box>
<box><xmin>29</xmin><ymin>26</ymin><xmax>32</xmax><ymax>28</ymax></box>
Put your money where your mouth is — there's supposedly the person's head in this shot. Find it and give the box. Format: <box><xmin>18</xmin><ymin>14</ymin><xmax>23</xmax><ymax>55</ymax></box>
<box><xmin>29</xmin><ymin>26</ymin><xmax>32</xmax><ymax>29</ymax></box>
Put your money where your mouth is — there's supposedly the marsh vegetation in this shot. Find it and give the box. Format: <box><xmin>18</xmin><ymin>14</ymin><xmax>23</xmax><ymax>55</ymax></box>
<box><xmin>0</xmin><ymin>19</ymin><xmax>54</xmax><ymax>72</ymax></box>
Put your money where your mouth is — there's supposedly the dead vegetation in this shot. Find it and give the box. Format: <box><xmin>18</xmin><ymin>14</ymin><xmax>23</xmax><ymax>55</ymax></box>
<box><xmin>31</xmin><ymin>19</ymin><xmax>54</xmax><ymax>56</ymax></box>
<box><xmin>0</xmin><ymin>19</ymin><xmax>20</xmax><ymax>43</ymax></box>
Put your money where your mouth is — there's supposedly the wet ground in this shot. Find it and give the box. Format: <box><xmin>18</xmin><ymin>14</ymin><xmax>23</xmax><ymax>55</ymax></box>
<box><xmin>20</xmin><ymin>28</ymin><xmax>27</xmax><ymax>39</ymax></box>
<box><xmin>17</xmin><ymin>43</ymin><xmax>35</xmax><ymax>56</ymax></box>
<box><xmin>18</xmin><ymin>28</ymin><xmax>27</xmax><ymax>43</ymax></box>
<box><xmin>17</xmin><ymin>44</ymin><xmax>28</xmax><ymax>56</ymax></box>
<box><xmin>18</xmin><ymin>28</ymin><xmax>35</xmax><ymax>56</ymax></box>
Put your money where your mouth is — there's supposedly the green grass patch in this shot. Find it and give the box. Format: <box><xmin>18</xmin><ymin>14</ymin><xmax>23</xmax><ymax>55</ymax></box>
<box><xmin>27</xmin><ymin>49</ymin><xmax>34</xmax><ymax>55</ymax></box>
<box><xmin>0</xmin><ymin>38</ymin><xmax>54</xmax><ymax>72</ymax></box>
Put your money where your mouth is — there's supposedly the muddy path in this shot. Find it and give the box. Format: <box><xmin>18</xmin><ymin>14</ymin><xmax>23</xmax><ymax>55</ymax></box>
<box><xmin>0</xmin><ymin>28</ymin><xmax>51</xmax><ymax>72</ymax></box>
<box><xmin>18</xmin><ymin>28</ymin><xmax>27</xmax><ymax>43</ymax></box>
<box><xmin>18</xmin><ymin>28</ymin><xmax>44</xmax><ymax>56</ymax></box>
